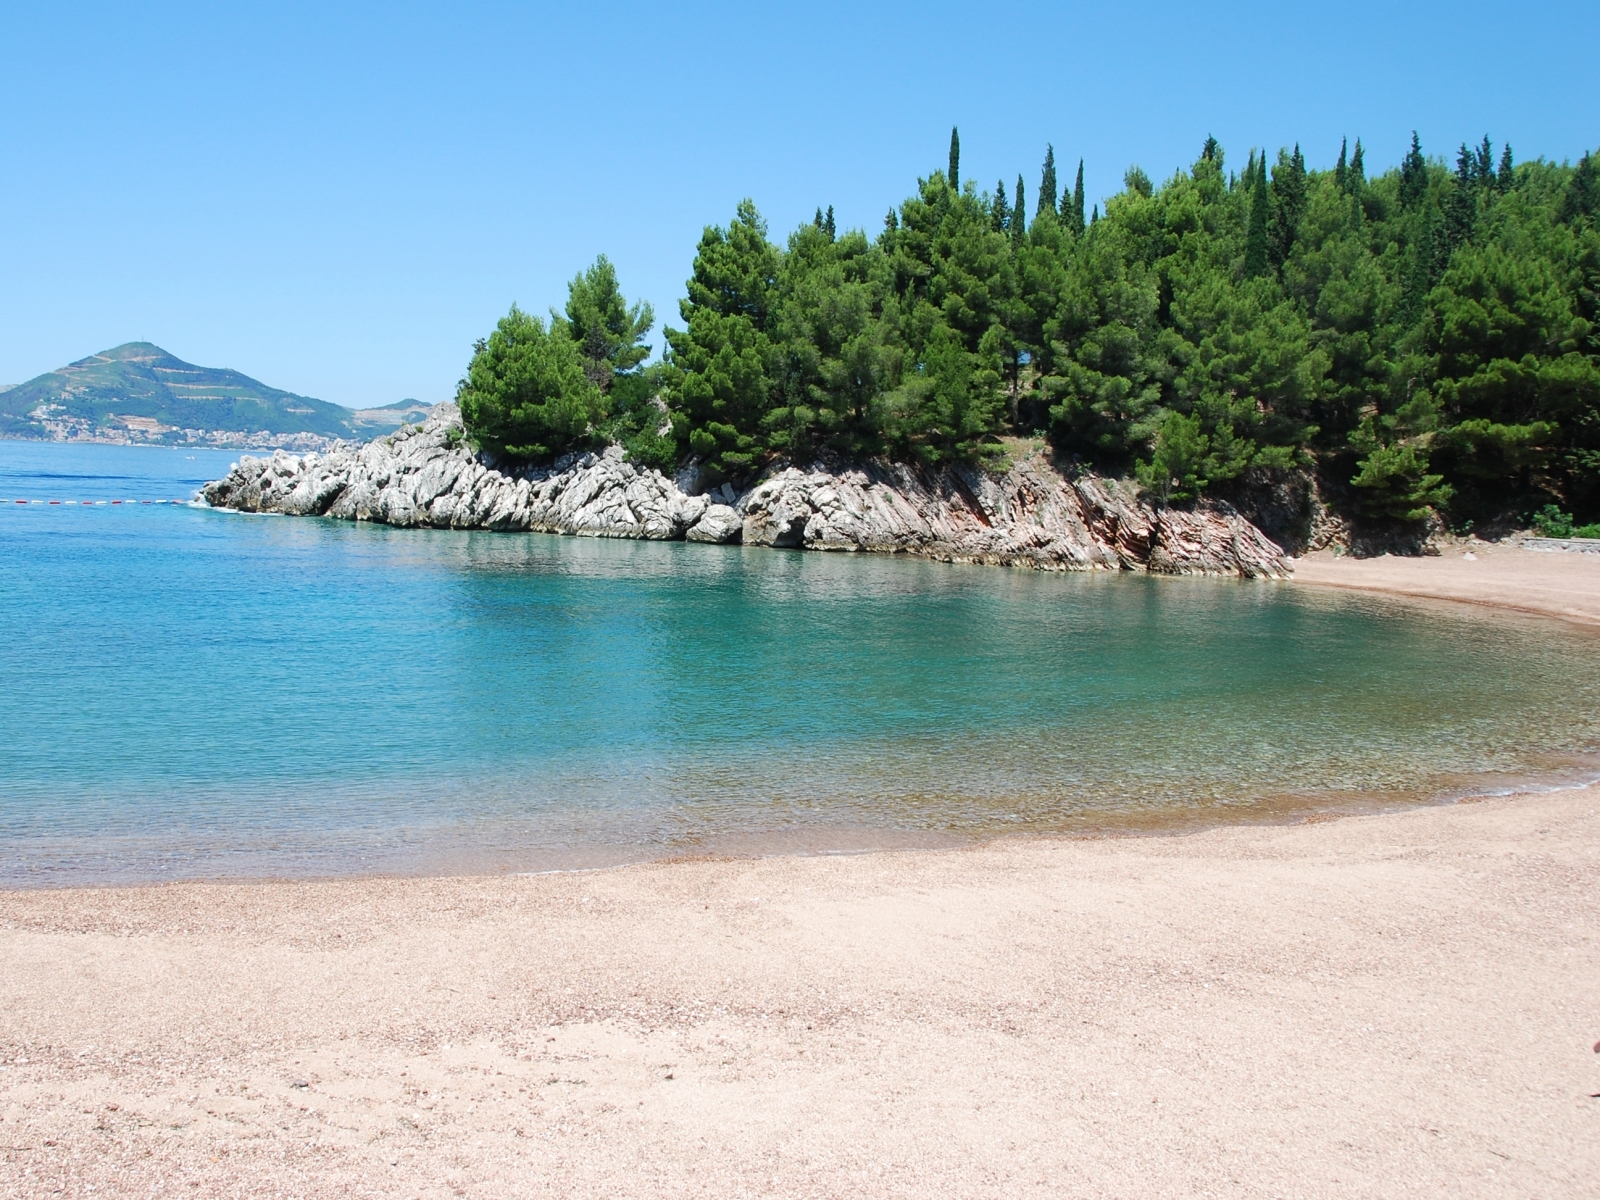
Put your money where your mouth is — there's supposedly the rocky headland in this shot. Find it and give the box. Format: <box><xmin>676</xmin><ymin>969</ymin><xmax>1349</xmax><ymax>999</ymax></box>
<box><xmin>200</xmin><ymin>403</ymin><xmax>1292</xmax><ymax>578</ymax></box>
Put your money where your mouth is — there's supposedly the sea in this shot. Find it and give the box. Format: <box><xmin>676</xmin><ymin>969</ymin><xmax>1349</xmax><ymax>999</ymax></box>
<box><xmin>3</xmin><ymin>438</ymin><xmax>1600</xmax><ymax>887</ymax></box>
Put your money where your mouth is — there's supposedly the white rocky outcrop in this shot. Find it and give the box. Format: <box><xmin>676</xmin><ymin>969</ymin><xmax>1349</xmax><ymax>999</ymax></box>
<box><xmin>202</xmin><ymin>403</ymin><xmax>1291</xmax><ymax>579</ymax></box>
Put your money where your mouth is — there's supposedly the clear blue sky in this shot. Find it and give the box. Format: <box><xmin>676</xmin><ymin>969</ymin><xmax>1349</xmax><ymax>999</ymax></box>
<box><xmin>2</xmin><ymin>1</ymin><xmax>1595</xmax><ymax>408</ymax></box>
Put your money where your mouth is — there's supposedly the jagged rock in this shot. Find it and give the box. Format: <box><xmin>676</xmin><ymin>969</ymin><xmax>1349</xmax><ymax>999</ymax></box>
<box><xmin>733</xmin><ymin>457</ymin><xmax>1288</xmax><ymax>578</ymax></box>
<box><xmin>686</xmin><ymin>504</ymin><xmax>742</xmax><ymax>544</ymax></box>
<box><xmin>201</xmin><ymin>404</ymin><xmax>1291</xmax><ymax>578</ymax></box>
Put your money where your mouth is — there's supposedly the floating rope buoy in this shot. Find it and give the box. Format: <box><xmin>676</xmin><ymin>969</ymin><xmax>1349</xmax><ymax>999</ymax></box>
<box><xmin>8</xmin><ymin>498</ymin><xmax>193</xmax><ymax>506</ymax></box>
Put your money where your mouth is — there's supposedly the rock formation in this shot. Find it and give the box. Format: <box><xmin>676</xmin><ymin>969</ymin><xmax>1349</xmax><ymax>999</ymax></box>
<box><xmin>201</xmin><ymin>403</ymin><xmax>1292</xmax><ymax>579</ymax></box>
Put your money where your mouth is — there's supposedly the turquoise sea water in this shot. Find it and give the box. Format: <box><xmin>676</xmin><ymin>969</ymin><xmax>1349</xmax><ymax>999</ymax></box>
<box><xmin>3</xmin><ymin>439</ymin><xmax>1600</xmax><ymax>886</ymax></box>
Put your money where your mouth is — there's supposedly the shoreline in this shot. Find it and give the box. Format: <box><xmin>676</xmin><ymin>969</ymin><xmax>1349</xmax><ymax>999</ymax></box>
<box><xmin>1291</xmin><ymin>541</ymin><xmax>1600</xmax><ymax>628</ymax></box>
<box><xmin>10</xmin><ymin>754</ymin><xmax>1600</xmax><ymax>893</ymax></box>
<box><xmin>4</xmin><ymin>536</ymin><xmax>1599</xmax><ymax>1194</ymax></box>
<box><xmin>3</xmin><ymin>781</ymin><xmax>1596</xmax><ymax>1196</ymax></box>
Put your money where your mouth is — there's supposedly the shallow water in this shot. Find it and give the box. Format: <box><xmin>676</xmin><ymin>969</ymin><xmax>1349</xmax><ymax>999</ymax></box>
<box><xmin>3</xmin><ymin>439</ymin><xmax>1599</xmax><ymax>886</ymax></box>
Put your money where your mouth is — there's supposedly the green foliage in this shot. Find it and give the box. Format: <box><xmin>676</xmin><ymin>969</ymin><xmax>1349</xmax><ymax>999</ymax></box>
<box><xmin>458</xmin><ymin>132</ymin><xmax>1600</xmax><ymax>529</ymax></box>
<box><xmin>1067</xmin><ymin>159</ymin><xmax>1086</xmax><ymax>237</ymax></box>
<box><xmin>565</xmin><ymin>256</ymin><xmax>673</xmax><ymax>468</ymax></box>
<box><xmin>1348</xmin><ymin>420</ymin><xmax>1452</xmax><ymax>520</ymax></box>
<box><xmin>457</xmin><ymin>306</ymin><xmax>603</xmax><ymax>461</ymax></box>
<box><xmin>1269</xmin><ymin>145</ymin><xmax>1307</xmax><ymax>268</ymax></box>
<box><xmin>1399</xmin><ymin>132</ymin><xmax>1428</xmax><ymax>210</ymax></box>
<box><xmin>1244</xmin><ymin>153</ymin><xmax>1271</xmax><ymax>278</ymax></box>
<box><xmin>562</xmin><ymin>254</ymin><xmax>653</xmax><ymax>387</ymax></box>
<box><xmin>1137</xmin><ymin>411</ymin><xmax>1210</xmax><ymax>502</ymax></box>
<box><xmin>657</xmin><ymin>177</ymin><xmax>1020</xmax><ymax>479</ymax></box>
<box><xmin>662</xmin><ymin>200</ymin><xmax>779</xmax><ymax>475</ymax></box>
<box><xmin>1531</xmin><ymin>504</ymin><xmax>1600</xmax><ymax>538</ymax></box>
<box><xmin>1561</xmin><ymin>152</ymin><xmax>1597</xmax><ymax>225</ymax></box>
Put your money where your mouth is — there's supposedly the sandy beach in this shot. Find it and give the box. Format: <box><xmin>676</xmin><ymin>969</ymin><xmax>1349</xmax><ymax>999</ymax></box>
<box><xmin>3</xmin><ymin>548</ymin><xmax>1598</xmax><ymax>1198</ymax></box>
<box><xmin>1293</xmin><ymin>540</ymin><xmax>1600</xmax><ymax>627</ymax></box>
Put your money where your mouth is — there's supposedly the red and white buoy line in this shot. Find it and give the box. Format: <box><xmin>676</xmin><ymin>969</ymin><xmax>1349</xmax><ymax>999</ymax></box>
<box><xmin>9</xmin><ymin>498</ymin><xmax>197</xmax><ymax>506</ymax></box>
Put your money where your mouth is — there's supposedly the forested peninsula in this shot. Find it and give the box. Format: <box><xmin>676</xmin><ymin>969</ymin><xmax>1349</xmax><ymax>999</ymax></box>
<box><xmin>458</xmin><ymin>129</ymin><xmax>1600</xmax><ymax>545</ymax></box>
<box><xmin>207</xmin><ymin>131</ymin><xmax>1600</xmax><ymax>564</ymax></box>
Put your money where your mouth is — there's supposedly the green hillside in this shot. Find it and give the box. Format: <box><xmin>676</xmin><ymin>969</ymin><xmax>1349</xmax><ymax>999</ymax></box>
<box><xmin>0</xmin><ymin>343</ymin><xmax>360</xmax><ymax>442</ymax></box>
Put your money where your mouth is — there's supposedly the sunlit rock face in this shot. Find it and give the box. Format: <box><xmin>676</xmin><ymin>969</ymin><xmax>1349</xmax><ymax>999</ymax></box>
<box><xmin>202</xmin><ymin>403</ymin><xmax>1292</xmax><ymax>579</ymax></box>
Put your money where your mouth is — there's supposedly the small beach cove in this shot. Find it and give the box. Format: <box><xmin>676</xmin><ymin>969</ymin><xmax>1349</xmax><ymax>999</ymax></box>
<box><xmin>4</xmin><ymin>439</ymin><xmax>1600</xmax><ymax>885</ymax></box>
<box><xmin>6</xmin><ymin>439</ymin><xmax>1600</xmax><ymax>885</ymax></box>
<box><xmin>4</xmin><ymin>439</ymin><xmax>1600</xmax><ymax>1196</ymax></box>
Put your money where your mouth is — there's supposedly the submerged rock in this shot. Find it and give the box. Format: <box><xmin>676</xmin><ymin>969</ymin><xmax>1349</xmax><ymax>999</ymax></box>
<box><xmin>201</xmin><ymin>403</ymin><xmax>1291</xmax><ymax>579</ymax></box>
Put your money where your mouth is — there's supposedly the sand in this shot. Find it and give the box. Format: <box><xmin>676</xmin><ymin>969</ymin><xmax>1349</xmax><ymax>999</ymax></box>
<box><xmin>3</xmin><ymin>547</ymin><xmax>1598</xmax><ymax>1198</ymax></box>
<box><xmin>1293</xmin><ymin>541</ymin><xmax>1600</xmax><ymax>627</ymax></box>
<box><xmin>1</xmin><ymin>788</ymin><xmax>1597</xmax><ymax>1197</ymax></box>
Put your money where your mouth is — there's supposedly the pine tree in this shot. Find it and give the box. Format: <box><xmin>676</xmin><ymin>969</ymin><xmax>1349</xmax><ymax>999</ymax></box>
<box><xmin>1202</xmin><ymin>136</ymin><xmax>1220</xmax><ymax>163</ymax></box>
<box><xmin>1335</xmin><ymin>137</ymin><xmax>1348</xmax><ymax>191</ymax></box>
<box><xmin>824</xmin><ymin>205</ymin><xmax>836</xmax><ymax>239</ymax></box>
<box><xmin>1068</xmin><ymin>159</ymin><xmax>1085</xmax><ymax>236</ymax></box>
<box><xmin>948</xmin><ymin>127</ymin><xmax>960</xmax><ymax>191</ymax></box>
<box><xmin>1038</xmin><ymin>144</ymin><xmax>1057</xmax><ymax>218</ymax></box>
<box><xmin>1497</xmin><ymin>144</ymin><xmax>1515</xmax><ymax>191</ymax></box>
<box><xmin>1244</xmin><ymin>152</ymin><xmax>1270</xmax><ymax>277</ymax></box>
<box><xmin>992</xmin><ymin>179</ymin><xmax>1010</xmax><ymax>234</ymax></box>
<box><xmin>814</xmin><ymin>207</ymin><xmax>825</xmax><ymax>230</ymax></box>
<box><xmin>1400</xmin><ymin>203</ymin><xmax>1440</xmax><ymax>325</ymax></box>
<box><xmin>1399</xmin><ymin>132</ymin><xmax>1428</xmax><ymax>209</ymax></box>
<box><xmin>1474</xmin><ymin>136</ymin><xmax>1493</xmax><ymax>184</ymax></box>
<box><xmin>1012</xmin><ymin>175</ymin><xmax>1026</xmax><ymax>246</ymax></box>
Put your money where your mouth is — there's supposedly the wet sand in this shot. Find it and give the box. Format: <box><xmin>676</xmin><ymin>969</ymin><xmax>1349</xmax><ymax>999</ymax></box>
<box><xmin>3</xmin><ymin>781</ymin><xmax>1598</xmax><ymax>1198</ymax></box>
<box><xmin>1293</xmin><ymin>541</ymin><xmax>1600</xmax><ymax>627</ymax></box>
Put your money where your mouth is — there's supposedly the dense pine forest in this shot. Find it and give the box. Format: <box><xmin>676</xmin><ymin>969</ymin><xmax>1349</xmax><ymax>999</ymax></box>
<box><xmin>458</xmin><ymin>130</ymin><xmax>1600</xmax><ymax>538</ymax></box>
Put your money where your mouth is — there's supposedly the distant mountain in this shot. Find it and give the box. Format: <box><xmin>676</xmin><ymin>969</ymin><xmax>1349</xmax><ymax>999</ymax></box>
<box><xmin>350</xmin><ymin>397</ymin><xmax>436</xmax><ymax>434</ymax></box>
<box><xmin>0</xmin><ymin>343</ymin><xmax>430</xmax><ymax>450</ymax></box>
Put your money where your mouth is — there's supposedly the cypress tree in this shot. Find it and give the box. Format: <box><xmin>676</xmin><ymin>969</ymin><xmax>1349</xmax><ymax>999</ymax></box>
<box><xmin>949</xmin><ymin>127</ymin><xmax>960</xmax><ymax>191</ymax></box>
<box><xmin>1561</xmin><ymin>152</ymin><xmax>1598</xmax><ymax>225</ymax></box>
<box><xmin>1399</xmin><ymin>132</ymin><xmax>1427</xmax><ymax>210</ymax></box>
<box><xmin>1244</xmin><ymin>153</ymin><xmax>1270</xmax><ymax>277</ymax></box>
<box><xmin>1444</xmin><ymin>143</ymin><xmax>1477</xmax><ymax>250</ymax></box>
<box><xmin>1350</xmin><ymin>139</ymin><xmax>1366</xmax><ymax>192</ymax></box>
<box><xmin>1068</xmin><ymin>159</ymin><xmax>1085</xmax><ymax>236</ymax></box>
<box><xmin>814</xmin><ymin>207</ymin><xmax>825</xmax><ymax>230</ymax></box>
<box><xmin>992</xmin><ymin>179</ymin><xmax>1010</xmax><ymax>233</ymax></box>
<box><xmin>824</xmin><ymin>205</ymin><xmax>836</xmax><ymax>239</ymax></box>
<box><xmin>1497</xmin><ymin>144</ymin><xmax>1515</xmax><ymax>191</ymax></box>
<box><xmin>1475</xmin><ymin>136</ymin><xmax>1493</xmax><ymax>184</ymax></box>
<box><xmin>1012</xmin><ymin>176</ymin><xmax>1026</xmax><ymax>246</ymax></box>
<box><xmin>1202</xmin><ymin>136</ymin><xmax>1220</xmax><ymax>163</ymax></box>
<box><xmin>1335</xmin><ymin>137</ymin><xmax>1348</xmax><ymax>191</ymax></box>
<box><xmin>1038</xmin><ymin>144</ymin><xmax>1057</xmax><ymax>218</ymax></box>
<box><xmin>1268</xmin><ymin>145</ymin><xmax>1306</xmax><ymax>268</ymax></box>
<box><xmin>1090</xmin><ymin>204</ymin><xmax>1098</xmax><ymax>224</ymax></box>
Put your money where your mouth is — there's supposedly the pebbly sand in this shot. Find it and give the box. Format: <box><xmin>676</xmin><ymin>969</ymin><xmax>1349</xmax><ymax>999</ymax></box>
<box><xmin>2</xmin><ymin>547</ymin><xmax>1598</xmax><ymax>1198</ymax></box>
